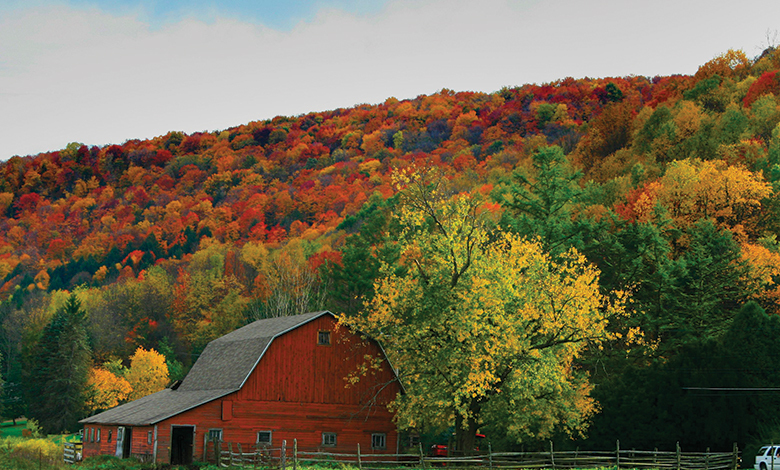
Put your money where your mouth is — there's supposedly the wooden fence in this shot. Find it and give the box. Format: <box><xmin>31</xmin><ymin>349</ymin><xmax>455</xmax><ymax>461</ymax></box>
<box><xmin>211</xmin><ymin>439</ymin><xmax>741</xmax><ymax>470</ymax></box>
<box><xmin>63</xmin><ymin>442</ymin><xmax>82</xmax><ymax>464</ymax></box>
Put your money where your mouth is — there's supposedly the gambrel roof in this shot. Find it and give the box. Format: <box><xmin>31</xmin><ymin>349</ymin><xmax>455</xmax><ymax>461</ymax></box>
<box><xmin>80</xmin><ymin>310</ymin><xmax>333</xmax><ymax>426</ymax></box>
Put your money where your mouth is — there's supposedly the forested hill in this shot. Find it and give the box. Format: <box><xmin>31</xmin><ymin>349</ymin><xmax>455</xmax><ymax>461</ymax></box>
<box><xmin>4</xmin><ymin>48</ymin><xmax>780</xmax><ymax>448</ymax></box>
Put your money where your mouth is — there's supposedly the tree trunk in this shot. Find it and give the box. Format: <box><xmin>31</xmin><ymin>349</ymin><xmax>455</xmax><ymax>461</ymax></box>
<box><xmin>454</xmin><ymin>401</ymin><xmax>481</xmax><ymax>455</ymax></box>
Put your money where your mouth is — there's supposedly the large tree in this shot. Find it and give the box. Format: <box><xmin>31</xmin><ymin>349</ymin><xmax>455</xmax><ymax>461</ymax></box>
<box><xmin>344</xmin><ymin>168</ymin><xmax>625</xmax><ymax>452</ymax></box>
<box><xmin>26</xmin><ymin>293</ymin><xmax>92</xmax><ymax>434</ymax></box>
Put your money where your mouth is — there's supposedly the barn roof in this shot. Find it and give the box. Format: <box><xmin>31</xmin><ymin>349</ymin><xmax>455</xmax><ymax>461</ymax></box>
<box><xmin>80</xmin><ymin>310</ymin><xmax>333</xmax><ymax>426</ymax></box>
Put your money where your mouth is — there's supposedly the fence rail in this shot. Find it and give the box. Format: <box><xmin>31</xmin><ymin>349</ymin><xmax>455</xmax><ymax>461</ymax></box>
<box><xmin>63</xmin><ymin>442</ymin><xmax>82</xmax><ymax>465</ymax></box>
<box><xmin>211</xmin><ymin>439</ymin><xmax>740</xmax><ymax>470</ymax></box>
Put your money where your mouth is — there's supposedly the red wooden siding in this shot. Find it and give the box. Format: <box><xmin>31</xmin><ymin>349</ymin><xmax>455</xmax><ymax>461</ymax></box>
<box><xmin>82</xmin><ymin>425</ymin><xmax>113</xmax><ymax>457</ymax></box>
<box><xmin>82</xmin><ymin>424</ymin><xmax>155</xmax><ymax>459</ymax></box>
<box><xmin>155</xmin><ymin>399</ymin><xmax>397</xmax><ymax>461</ymax></box>
<box><xmin>130</xmin><ymin>425</ymin><xmax>155</xmax><ymax>457</ymax></box>
<box><xmin>235</xmin><ymin>315</ymin><xmax>399</xmax><ymax>406</ymax></box>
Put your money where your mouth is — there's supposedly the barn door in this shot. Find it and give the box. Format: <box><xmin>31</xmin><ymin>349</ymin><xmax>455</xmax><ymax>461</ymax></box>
<box><xmin>115</xmin><ymin>427</ymin><xmax>123</xmax><ymax>457</ymax></box>
<box><xmin>170</xmin><ymin>426</ymin><xmax>194</xmax><ymax>465</ymax></box>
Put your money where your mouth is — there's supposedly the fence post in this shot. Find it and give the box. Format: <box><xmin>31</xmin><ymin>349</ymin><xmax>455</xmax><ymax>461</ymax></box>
<box><xmin>419</xmin><ymin>442</ymin><xmax>426</xmax><ymax>470</ymax></box>
<box><xmin>294</xmin><ymin>439</ymin><xmax>298</xmax><ymax>470</ymax></box>
<box><xmin>228</xmin><ymin>443</ymin><xmax>234</xmax><ymax>467</ymax></box>
<box><xmin>676</xmin><ymin>442</ymin><xmax>681</xmax><ymax>470</ymax></box>
<box><xmin>734</xmin><ymin>443</ymin><xmax>739</xmax><ymax>470</ymax></box>
<box><xmin>550</xmin><ymin>440</ymin><xmax>555</xmax><ymax>469</ymax></box>
<box><xmin>488</xmin><ymin>442</ymin><xmax>493</xmax><ymax>470</ymax></box>
<box><xmin>216</xmin><ymin>440</ymin><xmax>222</xmax><ymax>467</ymax></box>
<box><xmin>616</xmin><ymin>440</ymin><xmax>620</xmax><ymax>470</ymax></box>
<box><xmin>237</xmin><ymin>443</ymin><xmax>244</xmax><ymax>468</ymax></box>
<box><xmin>281</xmin><ymin>440</ymin><xmax>287</xmax><ymax>470</ymax></box>
<box><xmin>357</xmin><ymin>443</ymin><xmax>363</xmax><ymax>470</ymax></box>
<box><xmin>706</xmin><ymin>447</ymin><xmax>710</xmax><ymax>470</ymax></box>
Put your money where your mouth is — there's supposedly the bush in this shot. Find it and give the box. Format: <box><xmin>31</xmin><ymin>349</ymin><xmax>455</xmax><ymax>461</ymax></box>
<box><xmin>24</xmin><ymin>419</ymin><xmax>42</xmax><ymax>438</ymax></box>
<box><xmin>8</xmin><ymin>437</ymin><xmax>60</xmax><ymax>465</ymax></box>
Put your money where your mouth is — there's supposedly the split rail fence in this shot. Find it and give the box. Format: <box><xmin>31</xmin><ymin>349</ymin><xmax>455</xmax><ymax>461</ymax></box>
<box><xmin>209</xmin><ymin>439</ymin><xmax>741</xmax><ymax>470</ymax></box>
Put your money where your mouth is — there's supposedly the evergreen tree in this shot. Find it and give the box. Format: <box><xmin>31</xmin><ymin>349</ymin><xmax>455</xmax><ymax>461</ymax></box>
<box><xmin>585</xmin><ymin>301</ymin><xmax>780</xmax><ymax>452</ymax></box>
<box><xmin>26</xmin><ymin>294</ymin><xmax>91</xmax><ymax>434</ymax></box>
<box><xmin>2</xmin><ymin>361</ymin><xmax>25</xmax><ymax>424</ymax></box>
<box><xmin>659</xmin><ymin>220</ymin><xmax>751</xmax><ymax>351</ymax></box>
<box><xmin>500</xmin><ymin>145</ymin><xmax>584</xmax><ymax>256</ymax></box>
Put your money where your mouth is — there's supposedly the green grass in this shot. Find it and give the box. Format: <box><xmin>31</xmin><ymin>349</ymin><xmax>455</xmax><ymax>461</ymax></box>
<box><xmin>0</xmin><ymin>419</ymin><xmax>27</xmax><ymax>439</ymax></box>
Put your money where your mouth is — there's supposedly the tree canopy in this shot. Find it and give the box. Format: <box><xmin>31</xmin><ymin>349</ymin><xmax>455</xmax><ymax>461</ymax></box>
<box><xmin>344</xmin><ymin>169</ymin><xmax>626</xmax><ymax>451</ymax></box>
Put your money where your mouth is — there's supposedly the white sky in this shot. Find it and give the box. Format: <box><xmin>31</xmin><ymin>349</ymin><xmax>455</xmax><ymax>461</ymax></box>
<box><xmin>1</xmin><ymin>0</ymin><xmax>778</xmax><ymax>161</ymax></box>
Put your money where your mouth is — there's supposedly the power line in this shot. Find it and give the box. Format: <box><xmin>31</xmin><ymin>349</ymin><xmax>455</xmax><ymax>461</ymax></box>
<box><xmin>683</xmin><ymin>387</ymin><xmax>780</xmax><ymax>391</ymax></box>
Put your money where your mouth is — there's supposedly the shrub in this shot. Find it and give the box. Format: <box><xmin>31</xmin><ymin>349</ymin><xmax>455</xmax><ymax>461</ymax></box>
<box><xmin>25</xmin><ymin>419</ymin><xmax>42</xmax><ymax>438</ymax></box>
<box><xmin>8</xmin><ymin>437</ymin><xmax>60</xmax><ymax>465</ymax></box>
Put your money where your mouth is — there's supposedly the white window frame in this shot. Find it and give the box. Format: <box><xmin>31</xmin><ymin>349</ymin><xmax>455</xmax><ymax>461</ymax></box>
<box><xmin>208</xmin><ymin>429</ymin><xmax>223</xmax><ymax>442</ymax></box>
<box><xmin>322</xmin><ymin>432</ymin><xmax>337</xmax><ymax>447</ymax></box>
<box><xmin>371</xmin><ymin>433</ymin><xmax>386</xmax><ymax>450</ymax></box>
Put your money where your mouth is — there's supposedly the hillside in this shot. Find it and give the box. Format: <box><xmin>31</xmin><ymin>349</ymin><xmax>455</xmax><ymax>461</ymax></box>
<box><xmin>3</xmin><ymin>47</ymin><xmax>780</xmax><ymax>450</ymax></box>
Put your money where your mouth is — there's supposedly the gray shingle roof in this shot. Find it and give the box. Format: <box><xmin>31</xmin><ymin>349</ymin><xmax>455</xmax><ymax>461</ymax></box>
<box><xmin>80</xmin><ymin>310</ymin><xmax>333</xmax><ymax>426</ymax></box>
<box><xmin>79</xmin><ymin>389</ymin><xmax>231</xmax><ymax>426</ymax></box>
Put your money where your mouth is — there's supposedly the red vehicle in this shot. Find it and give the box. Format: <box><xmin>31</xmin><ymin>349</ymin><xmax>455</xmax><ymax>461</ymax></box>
<box><xmin>429</xmin><ymin>434</ymin><xmax>486</xmax><ymax>457</ymax></box>
<box><xmin>430</xmin><ymin>444</ymin><xmax>448</xmax><ymax>457</ymax></box>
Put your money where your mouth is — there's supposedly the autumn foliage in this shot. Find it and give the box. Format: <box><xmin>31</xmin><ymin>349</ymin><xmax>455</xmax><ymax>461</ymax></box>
<box><xmin>4</xmin><ymin>45</ymin><xmax>780</xmax><ymax>448</ymax></box>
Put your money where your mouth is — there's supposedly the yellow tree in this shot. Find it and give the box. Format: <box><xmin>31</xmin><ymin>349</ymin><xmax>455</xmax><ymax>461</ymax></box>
<box><xmin>125</xmin><ymin>347</ymin><xmax>169</xmax><ymax>401</ymax></box>
<box><xmin>85</xmin><ymin>367</ymin><xmax>132</xmax><ymax>412</ymax></box>
<box><xmin>740</xmin><ymin>241</ymin><xmax>780</xmax><ymax>314</ymax></box>
<box><xmin>656</xmin><ymin>158</ymin><xmax>772</xmax><ymax>238</ymax></box>
<box><xmin>343</xmin><ymin>168</ymin><xmax>625</xmax><ymax>451</ymax></box>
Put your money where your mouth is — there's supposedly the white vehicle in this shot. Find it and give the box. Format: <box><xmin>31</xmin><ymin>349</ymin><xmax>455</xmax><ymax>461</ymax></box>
<box><xmin>755</xmin><ymin>446</ymin><xmax>780</xmax><ymax>470</ymax></box>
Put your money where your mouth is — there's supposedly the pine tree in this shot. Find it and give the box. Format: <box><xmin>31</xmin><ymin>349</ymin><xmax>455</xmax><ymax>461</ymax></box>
<box><xmin>501</xmin><ymin>145</ymin><xmax>584</xmax><ymax>256</ymax></box>
<box><xmin>26</xmin><ymin>294</ymin><xmax>91</xmax><ymax>434</ymax></box>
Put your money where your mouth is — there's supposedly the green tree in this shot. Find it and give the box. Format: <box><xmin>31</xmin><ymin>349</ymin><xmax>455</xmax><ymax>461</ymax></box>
<box><xmin>657</xmin><ymin>220</ymin><xmax>752</xmax><ymax>350</ymax></box>
<box><xmin>586</xmin><ymin>301</ymin><xmax>780</xmax><ymax>451</ymax></box>
<box><xmin>325</xmin><ymin>195</ymin><xmax>400</xmax><ymax>316</ymax></box>
<box><xmin>26</xmin><ymin>294</ymin><xmax>92</xmax><ymax>434</ymax></box>
<box><xmin>344</xmin><ymin>168</ymin><xmax>625</xmax><ymax>452</ymax></box>
<box><xmin>500</xmin><ymin>145</ymin><xmax>584</xmax><ymax>255</ymax></box>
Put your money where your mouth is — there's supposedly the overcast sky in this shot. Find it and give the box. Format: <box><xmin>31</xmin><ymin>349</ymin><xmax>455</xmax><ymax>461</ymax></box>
<box><xmin>1</xmin><ymin>0</ymin><xmax>778</xmax><ymax>161</ymax></box>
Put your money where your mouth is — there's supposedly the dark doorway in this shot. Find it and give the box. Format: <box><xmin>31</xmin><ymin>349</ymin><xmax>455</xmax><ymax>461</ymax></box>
<box><xmin>170</xmin><ymin>426</ymin><xmax>194</xmax><ymax>465</ymax></box>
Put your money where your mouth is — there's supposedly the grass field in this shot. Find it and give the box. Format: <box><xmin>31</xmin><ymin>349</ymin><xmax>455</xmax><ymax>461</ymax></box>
<box><xmin>0</xmin><ymin>419</ymin><xmax>27</xmax><ymax>438</ymax></box>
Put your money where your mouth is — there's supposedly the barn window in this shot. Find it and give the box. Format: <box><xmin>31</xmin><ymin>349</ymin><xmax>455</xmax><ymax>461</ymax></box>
<box><xmin>208</xmin><ymin>429</ymin><xmax>223</xmax><ymax>442</ymax></box>
<box><xmin>108</xmin><ymin>430</ymin><xmax>112</xmax><ymax>443</ymax></box>
<box><xmin>147</xmin><ymin>431</ymin><xmax>153</xmax><ymax>445</ymax></box>
<box><xmin>96</xmin><ymin>428</ymin><xmax>101</xmax><ymax>442</ymax></box>
<box><xmin>89</xmin><ymin>427</ymin><xmax>94</xmax><ymax>443</ymax></box>
<box><xmin>322</xmin><ymin>432</ymin><xmax>337</xmax><ymax>447</ymax></box>
<box><xmin>371</xmin><ymin>433</ymin><xmax>386</xmax><ymax>450</ymax></box>
<box><xmin>257</xmin><ymin>431</ymin><xmax>272</xmax><ymax>446</ymax></box>
<box><xmin>318</xmin><ymin>330</ymin><xmax>331</xmax><ymax>345</ymax></box>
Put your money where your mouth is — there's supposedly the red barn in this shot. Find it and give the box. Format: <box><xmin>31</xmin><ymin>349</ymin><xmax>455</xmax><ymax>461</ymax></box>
<box><xmin>79</xmin><ymin>311</ymin><xmax>401</xmax><ymax>465</ymax></box>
